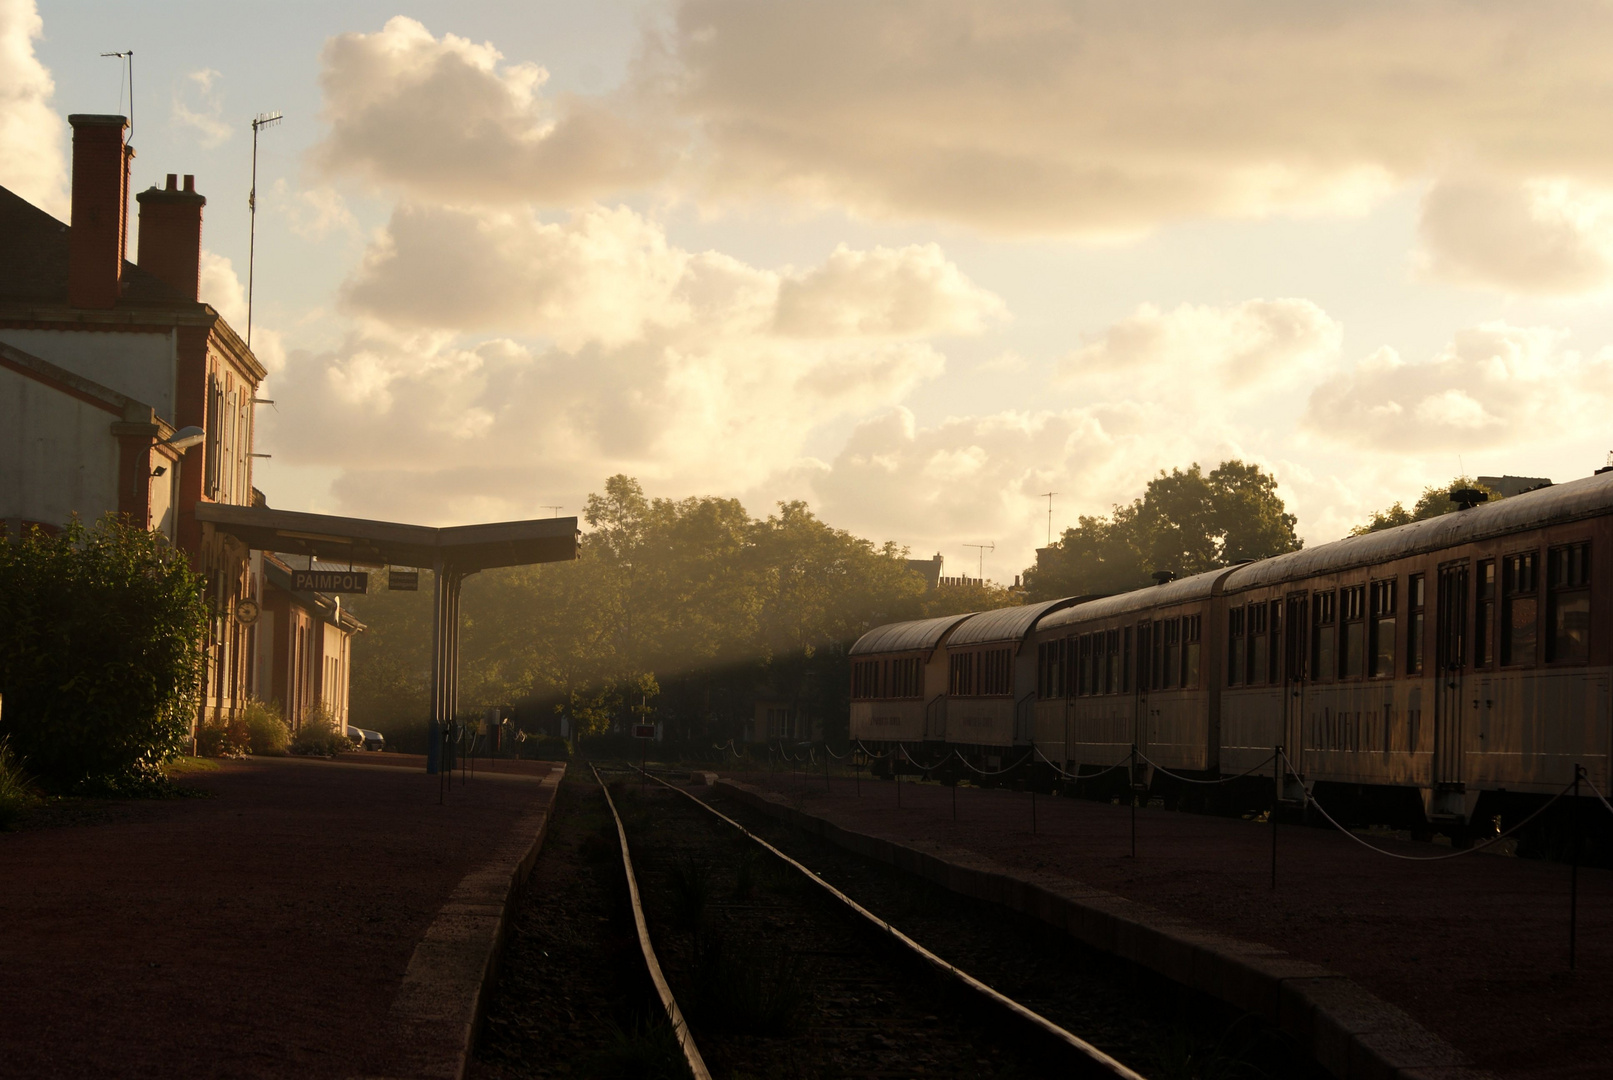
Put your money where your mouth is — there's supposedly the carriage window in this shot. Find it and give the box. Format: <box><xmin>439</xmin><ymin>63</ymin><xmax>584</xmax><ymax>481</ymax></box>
<box><xmin>1183</xmin><ymin>614</ymin><xmax>1201</xmax><ymax>688</ymax></box>
<box><xmin>1475</xmin><ymin>561</ymin><xmax>1495</xmax><ymax>668</ymax></box>
<box><xmin>1268</xmin><ymin>600</ymin><xmax>1283</xmax><ymax>683</ymax></box>
<box><xmin>1502</xmin><ymin>552</ymin><xmax>1538</xmax><ymax>666</ymax></box>
<box><xmin>1369</xmin><ymin>580</ymin><xmax>1396</xmax><ymax>678</ymax></box>
<box><xmin>1248</xmin><ymin>602</ymin><xmax>1269</xmax><ymax>685</ymax></box>
<box><xmin>1151</xmin><ymin>620</ymin><xmax>1165</xmax><ymax>690</ymax></box>
<box><xmin>1228</xmin><ymin>606</ymin><xmax>1246</xmax><ymax>686</ymax></box>
<box><xmin>1408</xmin><ymin>574</ymin><xmax>1425</xmax><ymax>675</ymax></box>
<box><xmin>1123</xmin><ymin>626</ymin><xmax>1133</xmax><ymax>693</ymax></box>
<box><xmin>949</xmin><ymin>651</ymin><xmax>976</xmax><ymax>695</ymax></box>
<box><xmin>1340</xmin><ymin>585</ymin><xmax>1366</xmax><ymax>678</ymax></box>
<box><xmin>1548</xmin><ymin>542</ymin><xmax>1591</xmax><ymax>663</ymax></box>
<box><xmin>1162</xmin><ymin>619</ymin><xmax>1181</xmax><ymax>689</ymax></box>
<box><xmin>1312</xmin><ymin>591</ymin><xmax>1337</xmax><ymax>682</ymax></box>
<box><xmin>1078</xmin><ymin>633</ymin><xmax>1093</xmax><ymax>696</ymax></box>
<box><xmin>1105</xmin><ymin>628</ymin><xmax>1120</xmax><ymax>693</ymax></box>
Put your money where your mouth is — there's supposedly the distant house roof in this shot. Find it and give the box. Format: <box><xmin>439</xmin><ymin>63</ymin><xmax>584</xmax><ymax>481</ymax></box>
<box><xmin>946</xmin><ymin>597</ymin><xmax>1080</xmax><ymax>647</ymax></box>
<box><xmin>849</xmin><ymin>612</ymin><xmax>977</xmax><ymax>656</ymax></box>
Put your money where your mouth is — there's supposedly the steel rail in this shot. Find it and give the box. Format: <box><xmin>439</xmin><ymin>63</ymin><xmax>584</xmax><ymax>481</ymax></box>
<box><xmin>590</xmin><ymin>764</ymin><xmax>712</xmax><ymax>1080</ymax></box>
<box><xmin>628</xmin><ymin>764</ymin><xmax>1148</xmax><ymax>1080</ymax></box>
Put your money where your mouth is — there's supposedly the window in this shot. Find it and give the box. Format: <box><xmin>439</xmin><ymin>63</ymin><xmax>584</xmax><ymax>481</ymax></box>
<box><xmin>1268</xmin><ymin>600</ymin><xmax>1283</xmax><ymax>683</ymax></box>
<box><xmin>978</xmin><ymin>647</ymin><xmax>1014</xmax><ymax>696</ymax></box>
<box><xmin>1548</xmin><ymin>542</ymin><xmax>1591</xmax><ymax>663</ymax></box>
<box><xmin>1248</xmin><ymin>602</ymin><xmax>1269</xmax><ymax>685</ymax></box>
<box><xmin>1122</xmin><ymin>626</ymin><xmax>1133</xmax><ymax>693</ymax></box>
<box><xmin>1475</xmin><ymin>561</ymin><xmax>1495</xmax><ymax>668</ymax></box>
<box><xmin>1408</xmin><ymin>574</ymin><xmax>1426</xmax><ymax>675</ymax></box>
<box><xmin>1183</xmin><ymin>614</ymin><xmax>1201</xmax><ymax>688</ymax></box>
<box><xmin>1369</xmin><ymin>580</ymin><xmax>1396</xmax><ymax>678</ymax></box>
<box><xmin>1312</xmin><ymin>591</ymin><xmax>1337</xmax><ymax>681</ymax></box>
<box><xmin>1105</xmin><ymin>628</ymin><xmax>1120</xmax><ymax>693</ymax></box>
<box><xmin>1161</xmin><ymin>618</ymin><xmax>1181</xmax><ymax>689</ymax></box>
<box><xmin>1502</xmin><ymin>552</ymin><xmax>1538</xmax><ymax>666</ymax></box>
<box><xmin>1078</xmin><ymin>633</ymin><xmax>1093</xmax><ymax>696</ymax></box>
<box><xmin>889</xmin><ymin>657</ymin><xmax>921</xmax><ymax>697</ymax></box>
<box><xmin>1340</xmin><ymin>585</ymin><xmax>1366</xmax><ymax>678</ymax></box>
<box><xmin>1149</xmin><ymin>620</ymin><xmax>1164</xmax><ymax>690</ymax></box>
<box><xmin>949</xmin><ymin>651</ymin><xmax>975</xmax><ymax>695</ymax></box>
<box><xmin>1228</xmin><ymin>606</ymin><xmax>1246</xmax><ymax>686</ymax></box>
<box><xmin>1037</xmin><ymin>640</ymin><xmax>1068</xmax><ymax>699</ymax></box>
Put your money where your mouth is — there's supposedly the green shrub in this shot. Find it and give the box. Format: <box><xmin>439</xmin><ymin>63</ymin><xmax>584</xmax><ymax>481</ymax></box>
<box><xmin>289</xmin><ymin>705</ymin><xmax>351</xmax><ymax>756</ymax></box>
<box><xmin>0</xmin><ymin>517</ymin><xmax>207</xmax><ymax>792</ymax></box>
<box><xmin>242</xmin><ymin>699</ymin><xmax>290</xmax><ymax>755</ymax></box>
<box><xmin>196</xmin><ymin>715</ymin><xmax>251</xmax><ymax>758</ymax></box>
<box><xmin>529</xmin><ymin>733</ymin><xmax>571</xmax><ymax>760</ymax></box>
<box><xmin>0</xmin><ymin>737</ymin><xmax>40</xmax><ymax>830</ymax></box>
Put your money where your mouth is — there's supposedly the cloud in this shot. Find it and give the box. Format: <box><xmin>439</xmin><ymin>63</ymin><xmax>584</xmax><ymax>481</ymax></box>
<box><xmin>1061</xmin><ymin>299</ymin><xmax>1341</xmax><ymax>391</ymax></box>
<box><xmin>171</xmin><ymin>68</ymin><xmax>232</xmax><ymax>148</ymax></box>
<box><xmin>0</xmin><ymin>0</ymin><xmax>65</xmax><ymax>215</ymax></box>
<box><xmin>310</xmin><ymin>16</ymin><xmax>674</xmax><ymax>204</ymax></box>
<box><xmin>199</xmin><ymin>250</ymin><xmax>285</xmax><ymax>372</ymax></box>
<box><xmin>663</xmin><ymin>1</ymin><xmax>1613</xmax><ymax>235</ymax></box>
<box><xmin>272</xmin><ymin>180</ymin><xmax>360</xmax><ymax>241</ymax></box>
<box><xmin>339</xmin><ymin>202</ymin><xmax>1005</xmax><ymax>349</ymax></box>
<box><xmin>1303</xmin><ymin>323</ymin><xmax>1613</xmax><ymax>452</ymax></box>
<box><xmin>1418</xmin><ymin>175</ymin><xmax>1613</xmax><ymax>295</ymax></box>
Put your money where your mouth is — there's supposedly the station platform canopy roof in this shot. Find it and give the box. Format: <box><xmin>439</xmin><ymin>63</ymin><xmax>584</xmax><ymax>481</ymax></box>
<box><xmin>194</xmin><ymin>503</ymin><xmax>578</xmax><ymax>573</ymax></box>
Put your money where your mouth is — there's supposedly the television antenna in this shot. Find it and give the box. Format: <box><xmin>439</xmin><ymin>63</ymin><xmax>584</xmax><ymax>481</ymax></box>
<box><xmin>1040</xmin><ymin>491</ymin><xmax>1058</xmax><ymax>546</ymax></box>
<box><xmin>247</xmin><ymin>111</ymin><xmax>284</xmax><ymax>348</ymax></box>
<box><xmin>963</xmin><ymin>541</ymin><xmax>995</xmax><ymax>582</ymax></box>
<box><xmin>99</xmin><ymin>51</ymin><xmax>133</xmax><ymax>138</ymax></box>
<box><xmin>540</xmin><ymin>505</ymin><xmax>563</xmax><ymax>517</ymax></box>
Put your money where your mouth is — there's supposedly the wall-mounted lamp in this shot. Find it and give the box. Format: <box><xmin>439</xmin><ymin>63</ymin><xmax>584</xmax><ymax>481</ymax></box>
<box><xmin>161</xmin><ymin>426</ymin><xmax>206</xmax><ymax>452</ymax></box>
<box><xmin>151</xmin><ymin>465</ymin><xmax>167</xmax><ymax>478</ymax></box>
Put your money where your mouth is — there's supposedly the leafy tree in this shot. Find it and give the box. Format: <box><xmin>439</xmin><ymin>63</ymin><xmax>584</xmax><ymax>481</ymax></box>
<box><xmin>1023</xmin><ymin>461</ymin><xmax>1301</xmax><ymax>601</ymax></box>
<box><xmin>1350</xmin><ymin>476</ymin><xmax>1506</xmax><ymax>535</ymax></box>
<box><xmin>0</xmin><ymin>517</ymin><xmax>207</xmax><ymax>790</ymax></box>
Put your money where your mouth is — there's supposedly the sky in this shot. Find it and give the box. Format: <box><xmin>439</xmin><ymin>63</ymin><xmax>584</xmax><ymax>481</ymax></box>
<box><xmin>5</xmin><ymin>0</ymin><xmax>1613</xmax><ymax>583</ymax></box>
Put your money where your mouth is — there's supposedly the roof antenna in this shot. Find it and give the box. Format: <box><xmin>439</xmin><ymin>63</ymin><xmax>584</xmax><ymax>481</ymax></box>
<box><xmin>247</xmin><ymin>111</ymin><xmax>284</xmax><ymax>349</ymax></box>
<box><xmin>99</xmin><ymin>51</ymin><xmax>133</xmax><ymax>139</ymax></box>
<box><xmin>540</xmin><ymin>505</ymin><xmax>563</xmax><ymax>517</ymax></box>
<box><xmin>964</xmin><ymin>541</ymin><xmax>995</xmax><ymax>582</ymax></box>
<box><xmin>1040</xmin><ymin>491</ymin><xmax>1058</xmax><ymax>546</ymax></box>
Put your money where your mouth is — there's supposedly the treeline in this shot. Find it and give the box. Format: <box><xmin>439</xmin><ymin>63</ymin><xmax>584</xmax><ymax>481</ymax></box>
<box><xmin>347</xmin><ymin>476</ymin><xmax>1020</xmax><ymax>747</ymax></box>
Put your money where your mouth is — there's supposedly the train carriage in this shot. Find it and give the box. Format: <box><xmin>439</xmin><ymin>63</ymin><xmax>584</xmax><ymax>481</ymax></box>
<box><xmin>848</xmin><ymin>612</ymin><xmax>977</xmax><ymax>745</ymax></box>
<box><xmin>942</xmin><ymin>599</ymin><xmax>1080</xmax><ymax>752</ymax></box>
<box><xmin>1220</xmin><ymin>469</ymin><xmax>1613</xmax><ymax>823</ymax></box>
<box><xmin>1034</xmin><ymin>569</ymin><xmax>1235</xmax><ymax>778</ymax></box>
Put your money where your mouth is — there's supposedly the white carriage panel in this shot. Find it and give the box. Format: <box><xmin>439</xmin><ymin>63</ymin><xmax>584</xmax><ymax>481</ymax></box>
<box><xmin>851</xmin><ymin>699</ymin><xmax>926</xmax><ymax>743</ymax></box>
<box><xmin>1467</xmin><ymin>668</ymin><xmax>1612</xmax><ymax>791</ymax></box>
<box><xmin>1220</xmin><ymin>687</ymin><xmax>1284</xmax><ymax>774</ymax></box>
<box><xmin>947</xmin><ymin>698</ymin><xmax>1014</xmax><ymax>747</ymax></box>
<box><xmin>1032</xmin><ymin>700</ymin><xmax>1068</xmax><ymax>763</ymax></box>
<box><xmin>1304</xmin><ymin>682</ymin><xmax>1429</xmax><ymax>785</ymax></box>
<box><xmin>1144</xmin><ymin>690</ymin><xmax>1210</xmax><ymax>771</ymax></box>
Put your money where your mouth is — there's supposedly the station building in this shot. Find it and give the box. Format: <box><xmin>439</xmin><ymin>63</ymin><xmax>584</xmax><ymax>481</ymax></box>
<box><xmin>0</xmin><ymin>113</ymin><xmax>359</xmax><ymax>735</ymax></box>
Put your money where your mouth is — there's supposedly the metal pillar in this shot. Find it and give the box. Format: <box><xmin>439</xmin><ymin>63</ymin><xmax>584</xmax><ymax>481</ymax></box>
<box><xmin>426</xmin><ymin>560</ymin><xmax>465</xmax><ymax>775</ymax></box>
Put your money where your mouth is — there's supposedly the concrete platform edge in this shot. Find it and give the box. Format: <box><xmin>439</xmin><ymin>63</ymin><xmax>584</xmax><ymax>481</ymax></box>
<box><xmin>359</xmin><ymin>764</ymin><xmax>566</xmax><ymax>1080</ymax></box>
<box><xmin>714</xmin><ymin>778</ymin><xmax>1493</xmax><ymax>1080</ymax></box>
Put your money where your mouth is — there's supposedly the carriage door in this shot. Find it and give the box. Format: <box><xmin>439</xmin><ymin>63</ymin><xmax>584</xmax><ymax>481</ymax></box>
<box><xmin>1283</xmin><ymin>593</ymin><xmax>1308</xmax><ymax>774</ymax></box>
<box><xmin>1434</xmin><ymin>563</ymin><xmax>1470</xmax><ymax>791</ymax></box>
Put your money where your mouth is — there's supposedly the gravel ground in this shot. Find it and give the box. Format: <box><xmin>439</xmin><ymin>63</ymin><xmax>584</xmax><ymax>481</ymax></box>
<box><xmin>723</xmin><ymin>768</ymin><xmax>1613</xmax><ymax>1080</ymax></box>
<box><xmin>0</xmin><ymin>754</ymin><xmax>555</xmax><ymax>1080</ymax></box>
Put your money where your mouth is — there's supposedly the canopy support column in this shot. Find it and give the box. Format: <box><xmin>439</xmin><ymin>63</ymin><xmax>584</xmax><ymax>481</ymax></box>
<box><xmin>426</xmin><ymin>559</ymin><xmax>464</xmax><ymax>774</ymax></box>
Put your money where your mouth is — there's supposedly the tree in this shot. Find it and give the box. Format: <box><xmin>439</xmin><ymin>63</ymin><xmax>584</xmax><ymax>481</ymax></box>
<box><xmin>0</xmin><ymin>516</ymin><xmax>207</xmax><ymax>790</ymax></box>
<box><xmin>1023</xmin><ymin>460</ymin><xmax>1301</xmax><ymax>601</ymax></box>
<box><xmin>1351</xmin><ymin>476</ymin><xmax>1506</xmax><ymax>535</ymax></box>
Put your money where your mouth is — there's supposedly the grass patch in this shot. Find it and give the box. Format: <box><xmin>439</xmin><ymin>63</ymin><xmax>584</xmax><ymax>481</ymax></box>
<box><xmin>691</xmin><ymin>935</ymin><xmax>809</xmax><ymax>1035</ymax></box>
<box><xmin>163</xmin><ymin>756</ymin><xmax>220</xmax><ymax>776</ymax></box>
<box><xmin>0</xmin><ymin>738</ymin><xmax>41</xmax><ymax>830</ymax></box>
<box><xmin>576</xmin><ymin>1017</ymin><xmax>692</xmax><ymax>1080</ymax></box>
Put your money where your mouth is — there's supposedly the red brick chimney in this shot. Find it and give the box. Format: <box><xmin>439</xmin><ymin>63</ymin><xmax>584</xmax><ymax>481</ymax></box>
<box><xmin>67</xmin><ymin>114</ymin><xmax>132</xmax><ymax>309</ymax></box>
<box><xmin>136</xmin><ymin>173</ymin><xmax>207</xmax><ymax>302</ymax></box>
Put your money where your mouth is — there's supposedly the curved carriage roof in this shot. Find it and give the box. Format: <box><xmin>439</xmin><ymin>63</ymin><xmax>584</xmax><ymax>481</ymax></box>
<box><xmin>1039</xmin><ymin>566</ymin><xmax>1236</xmax><ymax>632</ymax></box>
<box><xmin>946</xmin><ymin>598</ymin><xmax>1077</xmax><ymax>647</ymax></box>
<box><xmin>849</xmin><ymin>612</ymin><xmax>977</xmax><ymax>656</ymax></box>
<box><xmin>1223</xmin><ymin>470</ymin><xmax>1613</xmax><ymax>593</ymax></box>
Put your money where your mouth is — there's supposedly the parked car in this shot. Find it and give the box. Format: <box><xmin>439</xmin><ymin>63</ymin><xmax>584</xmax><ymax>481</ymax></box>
<box><xmin>345</xmin><ymin>725</ymin><xmax>365</xmax><ymax>748</ymax></box>
<box><xmin>359</xmin><ymin>728</ymin><xmax>385</xmax><ymax>752</ymax></box>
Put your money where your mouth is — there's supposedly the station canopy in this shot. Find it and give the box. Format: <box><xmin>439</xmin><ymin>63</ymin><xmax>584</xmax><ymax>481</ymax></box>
<box><xmin>194</xmin><ymin>504</ymin><xmax>578</xmax><ymax>572</ymax></box>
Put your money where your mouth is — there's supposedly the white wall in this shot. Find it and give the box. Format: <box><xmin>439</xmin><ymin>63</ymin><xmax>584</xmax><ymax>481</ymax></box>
<box><xmin>0</xmin><ymin>329</ymin><xmax>177</xmax><ymax>424</ymax></box>
<box><xmin>0</xmin><ymin>366</ymin><xmax>120</xmax><ymax>527</ymax></box>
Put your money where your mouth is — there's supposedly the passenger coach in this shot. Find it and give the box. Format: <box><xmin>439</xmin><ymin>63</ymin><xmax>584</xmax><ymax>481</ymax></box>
<box><xmin>848</xmin><ymin>612</ymin><xmax>976</xmax><ymax>745</ymax></box>
<box><xmin>941</xmin><ymin>598</ymin><xmax>1080</xmax><ymax>754</ymax></box>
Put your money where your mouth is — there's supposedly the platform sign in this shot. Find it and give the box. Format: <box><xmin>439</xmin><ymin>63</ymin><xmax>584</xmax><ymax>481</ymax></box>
<box><xmin>634</xmin><ymin>724</ymin><xmax>656</xmax><ymax>739</ymax></box>
<box><xmin>292</xmin><ymin>569</ymin><xmax>369</xmax><ymax>594</ymax></box>
<box><xmin>388</xmin><ymin>570</ymin><xmax>419</xmax><ymax>592</ymax></box>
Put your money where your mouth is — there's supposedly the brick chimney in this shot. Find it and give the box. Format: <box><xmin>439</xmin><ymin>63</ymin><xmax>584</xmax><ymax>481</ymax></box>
<box><xmin>136</xmin><ymin>173</ymin><xmax>207</xmax><ymax>302</ymax></box>
<box><xmin>68</xmin><ymin>114</ymin><xmax>132</xmax><ymax>309</ymax></box>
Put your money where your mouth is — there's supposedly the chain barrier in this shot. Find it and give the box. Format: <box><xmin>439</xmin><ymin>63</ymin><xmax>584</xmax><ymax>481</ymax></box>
<box><xmin>824</xmin><ymin>743</ymin><xmax>855</xmax><ymax>761</ymax></box>
<box><xmin>1582</xmin><ymin>774</ymin><xmax>1613</xmax><ymax>820</ymax></box>
<box><xmin>955</xmin><ymin>750</ymin><xmax>1035</xmax><ymax>777</ymax></box>
<box><xmin>1283</xmin><ymin>751</ymin><xmax>1574</xmax><ymax>863</ymax></box>
<box><xmin>1033</xmin><ymin>746</ymin><xmax>1133</xmax><ymax>781</ymax></box>
<box><xmin>896</xmin><ymin>742</ymin><xmax>956</xmax><ymax>773</ymax></box>
<box><xmin>1136</xmin><ymin>750</ymin><xmax>1276</xmax><ymax>786</ymax></box>
<box><xmin>854</xmin><ymin>740</ymin><xmax>893</xmax><ymax>760</ymax></box>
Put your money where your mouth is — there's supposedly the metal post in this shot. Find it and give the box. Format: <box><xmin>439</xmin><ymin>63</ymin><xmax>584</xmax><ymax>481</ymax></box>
<box><xmin>1030</xmin><ymin>744</ymin><xmax>1037</xmax><ymax>835</ymax></box>
<box><xmin>855</xmin><ymin>750</ymin><xmax>861</xmax><ymax>797</ymax></box>
<box><xmin>1571</xmin><ymin>763</ymin><xmax>1584</xmax><ymax>970</ymax></box>
<box><xmin>1130</xmin><ymin>743</ymin><xmax>1138</xmax><ymax>858</ymax></box>
<box><xmin>1271</xmin><ymin>745</ymin><xmax>1281</xmax><ymax>891</ymax></box>
<box><xmin>897</xmin><ymin>751</ymin><xmax>903</xmax><ymax>808</ymax></box>
<box><xmin>825</xmin><ymin>743</ymin><xmax>831</xmax><ymax>793</ymax></box>
<box><xmin>952</xmin><ymin>770</ymin><xmax>957</xmax><ymax>822</ymax></box>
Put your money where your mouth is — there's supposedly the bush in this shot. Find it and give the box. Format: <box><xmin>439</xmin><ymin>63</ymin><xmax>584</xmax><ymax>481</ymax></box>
<box><xmin>526</xmin><ymin>733</ymin><xmax>571</xmax><ymax>760</ymax></box>
<box><xmin>242</xmin><ymin>699</ymin><xmax>290</xmax><ymax>755</ymax></box>
<box><xmin>289</xmin><ymin>705</ymin><xmax>351</xmax><ymax>756</ymax></box>
<box><xmin>0</xmin><ymin>737</ymin><xmax>40</xmax><ymax>830</ymax></box>
<box><xmin>196</xmin><ymin>715</ymin><xmax>251</xmax><ymax>758</ymax></box>
<box><xmin>0</xmin><ymin>517</ymin><xmax>207</xmax><ymax>792</ymax></box>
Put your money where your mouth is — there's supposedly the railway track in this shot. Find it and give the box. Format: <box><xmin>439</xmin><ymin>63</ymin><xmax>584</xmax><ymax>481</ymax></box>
<box><xmin>591</xmin><ymin>763</ymin><xmax>1324</xmax><ymax>1080</ymax></box>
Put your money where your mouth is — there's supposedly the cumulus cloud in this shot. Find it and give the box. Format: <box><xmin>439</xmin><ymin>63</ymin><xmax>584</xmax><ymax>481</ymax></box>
<box><xmin>1061</xmin><ymin>299</ymin><xmax>1342</xmax><ymax>392</ymax></box>
<box><xmin>664</xmin><ymin>1</ymin><xmax>1613</xmax><ymax>235</ymax></box>
<box><xmin>1418</xmin><ymin>175</ymin><xmax>1613</xmax><ymax>295</ymax></box>
<box><xmin>171</xmin><ymin>68</ymin><xmax>232</xmax><ymax>147</ymax></box>
<box><xmin>273</xmin><ymin>181</ymin><xmax>361</xmax><ymax>241</ymax></box>
<box><xmin>339</xmin><ymin>203</ymin><xmax>1004</xmax><ymax>349</ymax></box>
<box><xmin>199</xmin><ymin>250</ymin><xmax>285</xmax><ymax>373</ymax></box>
<box><xmin>310</xmin><ymin>16</ymin><xmax>674</xmax><ymax>203</ymax></box>
<box><xmin>1303</xmin><ymin>323</ymin><xmax>1613</xmax><ymax>452</ymax></box>
<box><xmin>0</xmin><ymin>0</ymin><xmax>65</xmax><ymax>215</ymax></box>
